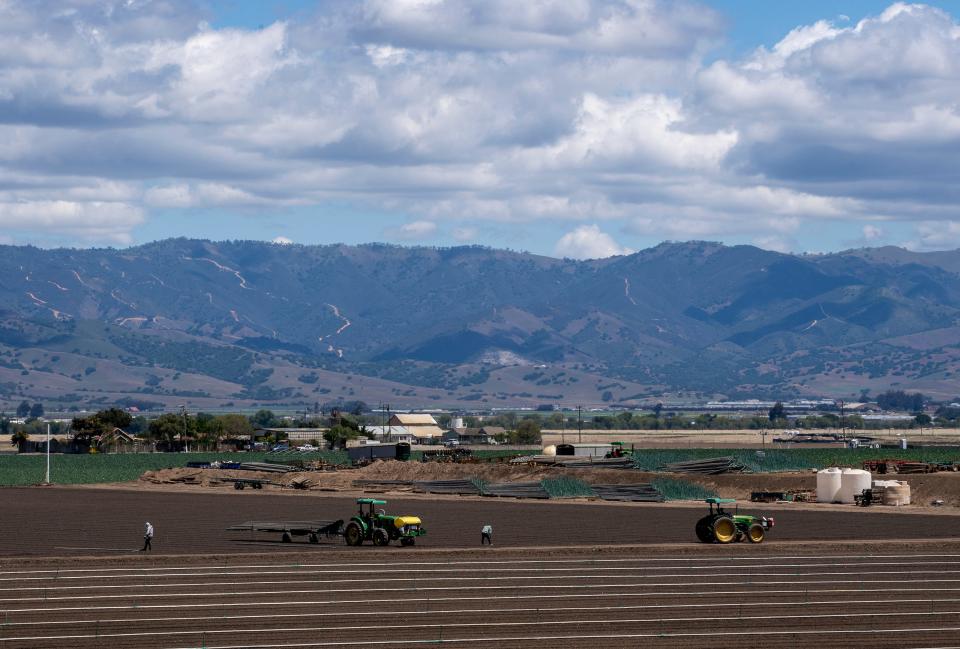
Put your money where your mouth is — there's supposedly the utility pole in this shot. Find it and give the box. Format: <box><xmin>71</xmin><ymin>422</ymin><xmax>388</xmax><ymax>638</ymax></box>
<box><xmin>45</xmin><ymin>422</ymin><xmax>50</xmax><ymax>484</ymax></box>
<box><xmin>577</xmin><ymin>405</ymin><xmax>582</xmax><ymax>444</ymax></box>
<box><xmin>386</xmin><ymin>404</ymin><xmax>391</xmax><ymax>443</ymax></box>
<box><xmin>838</xmin><ymin>399</ymin><xmax>846</xmax><ymax>440</ymax></box>
<box><xmin>180</xmin><ymin>404</ymin><xmax>188</xmax><ymax>453</ymax></box>
<box><xmin>561</xmin><ymin>406</ymin><xmax>565</xmax><ymax>444</ymax></box>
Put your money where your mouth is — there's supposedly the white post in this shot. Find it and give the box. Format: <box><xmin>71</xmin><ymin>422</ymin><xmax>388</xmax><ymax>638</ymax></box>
<box><xmin>45</xmin><ymin>423</ymin><xmax>50</xmax><ymax>484</ymax></box>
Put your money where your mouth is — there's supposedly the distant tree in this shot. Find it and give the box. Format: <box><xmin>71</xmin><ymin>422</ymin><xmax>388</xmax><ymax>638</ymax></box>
<box><xmin>876</xmin><ymin>390</ymin><xmax>925</xmax><ymax>412</ymax></box>
<box><xmin>323</xmin><ymin>424</ymin><xmax>358</xmax><ymax>449</ymax></box>
<box><xmin>768</xmin><ymin>401</ymin><xmax>786</xmax><ymax>422</ymax></box>
<box><xmin>148</xmin><ymin>413</ymin><xmax>193</xmax><ymax>445</ymax></box>
<box><xmin>249</xmin><ymin>409</ymin><xmax>277</xmax><ymax>428</ymax></box>
<box><xmin>29</xmin><ymin>403</ymin><xmax>44</xmax><ymax>419</ymax></box>
<box><xmin>16</xmin><ymin>401</ymin><xmax>30</xmax><ymax>418</ymax></box>
<box><xmin>0</xmin><ymin>413</ymin><xmax>9</xmax><ymax>436</ymax></box>
<box><xmin>97</xmin><ymin>408</ymin><xmax>132</xmax><ymax>430</ymax></box>
<box><xmin>214</xmin><ymin>414</ymin><xmax>254</xmax><ymax>438</ymax></box>
<box><xmin>511</xmin><ymin>419</ymin><xmax>541</xmax><ymax>444</ymax></box>
<box><xmin>652</xmin><ymin>402</ymin><xmax>663</xmax><ymax>418</ymax></box>
<box><xmin>914</xmin><ymin>413</ymin><xmax>932</xmax><ymax>426</ymax></box>
<box><xmin>601</xmin><ymin>391</ymin><xmax>614</xmax><ymax>402</ymax></box>
<box><xmin>10</xmin><ymin>429</ymin><xmax>28</xmax><ymax>450</ymax></box>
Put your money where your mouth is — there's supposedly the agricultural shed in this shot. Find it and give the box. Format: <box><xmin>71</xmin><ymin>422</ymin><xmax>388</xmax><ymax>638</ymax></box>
<box><xmin>388</xmin><ymin>414</ymin><xmax>444</xmax><ymax>442</ymax></box>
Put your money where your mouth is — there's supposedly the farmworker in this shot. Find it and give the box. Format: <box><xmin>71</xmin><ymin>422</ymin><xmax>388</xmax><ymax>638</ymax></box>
<box><xmin>481</xmin><ymin>523</ymin><xmax>493</xmax><ymax>545</ymax></box>
<box><xmin>141</xmin><ymin>522</ymin><xmax>154</xmax><ymax>552</ymax></box>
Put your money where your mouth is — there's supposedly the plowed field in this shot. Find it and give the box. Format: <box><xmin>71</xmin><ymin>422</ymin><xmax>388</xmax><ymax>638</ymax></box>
<box><xmin>4</xmin><ymin>548</ymin><xmax>960</xmax><ymax>648</ymax></box>
<box><xmin>4</xmin><ymin>487</ymin><xmax>960</xmax><ymax>648</ymax></box>
<box><xmin>3</xmin><ymin>487</ymin><xmax>960</xmax><ymax>554</ymax></box>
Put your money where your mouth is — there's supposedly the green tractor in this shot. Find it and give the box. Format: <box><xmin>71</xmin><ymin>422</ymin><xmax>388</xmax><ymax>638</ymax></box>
<box><xmin>695</xmin><ymin>497</ymin><xmax>774</xmax><ymax>544</ymax></box>
<box><xmin>343</xmin><ymin>498</ymin><xmax>426</xmax><ymax>547</ymax></box>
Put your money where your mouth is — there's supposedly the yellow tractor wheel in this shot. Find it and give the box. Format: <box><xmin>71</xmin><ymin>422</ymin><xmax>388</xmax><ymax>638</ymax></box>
<box><xmin>747</xmin><ymin>523</ymin><xmax>765</xmax><ymax>543</ymax></box>
<box><xmin>712</xmin><ymin>516</ymin><xmax>737</xmax><ymax>544</ymax></box>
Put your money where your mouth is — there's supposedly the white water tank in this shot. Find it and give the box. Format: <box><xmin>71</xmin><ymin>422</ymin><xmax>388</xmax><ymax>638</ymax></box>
<box><xmin>542</xmin><ymin>444</ymin><xmax>557</xmax><ymax>457</ymax></box>
<box><xmin>451</xmin><ymin>417</ymin><xmax>464</xmax><ymax>429</ymax></box>
<box><xmin>817</xmin><ymin>467</ymin><xmax>842</xmax><ymax>503</ymax></box>
<box><xmin>839</xmin><ymin>468</ymin><xmax>872</xmax><ymax>504</ymax></box>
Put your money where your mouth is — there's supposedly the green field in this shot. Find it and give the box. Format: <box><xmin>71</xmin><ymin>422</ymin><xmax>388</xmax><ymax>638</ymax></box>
<box><xmin>3</xmin><ymin>446</ymin><xmax>960</xmax><ymax>487</ymax></box>
<box><xmin>0</xmin><ymin>451</ymin><xmax>347</xmax><ymax>486</ymax></box>
<box><xmin>632</xmin><ymin>447</ymin><xmax>960</xmax><ymax>472</ymax></box>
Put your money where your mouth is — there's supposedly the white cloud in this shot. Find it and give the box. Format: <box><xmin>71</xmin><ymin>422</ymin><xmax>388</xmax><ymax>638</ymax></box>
<box><xmin>863</xmin><ymin>224</ymin><xmax>884</xmax><ymax>241</ymax></box>
<box><xmin>907</xmin><ymin>221</ymin><xmax>960</xmax><ymax>251</ymax></box>
<box><xmin>272</xmin><ymin>236</ymin><xmax>293</xmax><ymax>245</ymax></box>
<box><xmin>554</xmin><ymin>224</ymin><xmax>632</xmax><ymax>259</ymax></box>
<box><xmin>2</xmin><ymin>1</ymin><xmax>960</xmax><ymax>251</ymax></box>
<box><xmin>0</xmin><ymin>200</ymin><xmax>144</xmax><ymax>243</ymax></box>
<box><xmin>391</xmin><ymin>220</ymin><xmax>438</xmax><ymax>240</ymax></box>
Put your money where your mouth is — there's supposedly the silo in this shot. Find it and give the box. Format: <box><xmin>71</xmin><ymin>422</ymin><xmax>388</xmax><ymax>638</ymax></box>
<box><xmin>451</xmin><ymin>417</ymin><xmax>464</xmax><ymax>429</ymax></box>
<box><xmin>839</xmin><ymin>468</ymin><xmax>872</xmax><ymax>504</ymax></box>
<box><xmin>817</xmin><ymin>467</ymin><xmax>842</xmax><ymax>503</ymax></box>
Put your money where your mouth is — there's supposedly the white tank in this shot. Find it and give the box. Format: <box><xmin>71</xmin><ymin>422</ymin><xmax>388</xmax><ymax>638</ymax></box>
<box><xmin>883</xmin><ymin>482</ymin><xmax>911</xmax><ymax>506</ymax></box>
<box><xmin>451</xmin><ymin>417</ymin><xmax>464</xmax><ymax>429</ymax></box>
<box><xmin>817</xmin><ymin>467</ymin><xmax>842</xmax><ymax>503</ymax></box>
<box><xmin>839</xmin><ymin>468</ymin><xmax>872</xmax><ymax>504</ymax></box>
<box><xmin>542</xmin><ymin>444</ymin><xmax>557</xmax><ymax>456</ymax></box>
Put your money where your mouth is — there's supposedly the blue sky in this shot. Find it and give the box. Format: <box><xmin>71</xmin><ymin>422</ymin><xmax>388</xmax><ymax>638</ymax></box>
<box><xmin>2</xmin><ymin>1</ymin><xmax>960</xmax><ymax>257</ymax></box>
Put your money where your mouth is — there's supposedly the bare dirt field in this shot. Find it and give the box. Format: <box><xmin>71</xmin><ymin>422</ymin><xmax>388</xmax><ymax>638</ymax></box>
<box><xmin>5</xmin><ymin>488</ymin><xmax>960</xmax><ymax>647</ymax></box>
<box><xmin>3</xmin><ymin>542</ymin><xmax>960</xmax><ymax>648</ymax></box>
<box><xmin>4</xmin><ymin>487</ymin><xmax>960</xmax><ymax>557</ymax></box>
<box><xmin>137</xmin><ymin>459</ymin><xmax>960</xmax><ymax>508</ymax></box>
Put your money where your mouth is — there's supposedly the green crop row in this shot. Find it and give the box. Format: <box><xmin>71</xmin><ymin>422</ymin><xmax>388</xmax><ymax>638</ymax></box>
<box><xmin>541</xmin><ymin>476</ymin><xmax>596</xmax><ymax>498</ymax></box>
<box><xmin>651</xmin><ymin>478</ymin><xmax>718</xmax><ymax>501</ymax></box>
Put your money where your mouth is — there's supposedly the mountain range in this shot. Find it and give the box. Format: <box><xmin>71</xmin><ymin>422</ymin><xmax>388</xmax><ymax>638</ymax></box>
<box><xmin>2</xmin><ymin>238</ymin><xmax>959</xmax><ymax>411</ymax></box>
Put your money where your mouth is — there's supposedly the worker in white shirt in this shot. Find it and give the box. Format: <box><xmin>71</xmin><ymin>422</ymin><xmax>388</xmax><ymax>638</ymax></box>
<box><xmin>481</xmin><ymin>523</ymin><xmax>493</xmax><ymax>545</ymax></box>
<box><xmin>141</xmin><ymin>522</ymin><xmax>154</xmax><ymax>552</ymax></box>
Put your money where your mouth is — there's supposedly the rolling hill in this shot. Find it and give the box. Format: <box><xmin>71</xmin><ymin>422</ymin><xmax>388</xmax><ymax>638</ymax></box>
<box><xmin>2</xmin><ymin>238</ymin><xmax>959</xmax><ymax>410</ymax></box>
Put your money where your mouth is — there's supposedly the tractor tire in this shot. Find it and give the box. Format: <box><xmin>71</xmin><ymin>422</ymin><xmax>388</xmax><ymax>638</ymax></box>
<box><xmin>695</xmin><ymin>515</ymin><xmax>714</xmax><ymax>543</ymax></box>
<box><xmin>253</xmin><ymin>482</ymin><xmax>262</xmax><ymax>490</ymax></box>
<box><xmin>281</xmin><ymin>532</ymin><xmax>292</xmax><ymax>543</ymax></box>
<box><xmin>309</xmin><ymin>533</ymin><xmax>319</xmax><ymax>544</ymax></box>
<box><xmin>400</xmin><ymin>537</ymin><xmax>415</xmax><ymax>547</ymax></box>
<box><xmin>711</xmin><ymin>515</ymin><xmax>737</xmax><ymax>544</ymax></box>
<box><xmin>747</xmin><ymin>523</ymin><xmax>765</xmax><ymax>543</ymax></box>
<box><xmin>234</xmin><ymin>482</ymin><xmax>242</xmax><ymax>490</ymax></box>
<box><xmin>372</xmin><ymin>528</ymin><xmax>390</xmax><ymax>546</ymax></box>
<box><xmin>344</xmin><ymin>522</ymin><xmax>363</xmax><ymax>547</ymax></box>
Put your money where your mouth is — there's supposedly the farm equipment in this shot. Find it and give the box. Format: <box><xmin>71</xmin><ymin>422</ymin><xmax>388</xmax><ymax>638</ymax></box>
<box><xmin>227</xmin><ymin>520</ymin><xmax>344</xmax><ymax>543</ymax></box>
<box><xmin>605</xmin><ymin>441</ymin><xmax>634</xmax><ymax>458</ymax></box>
<box><xmin>750</xmin><ymin>489</ymin><xmax>814</xmax><ymax>503</ymax></box>
<box><xmin>220</xmin><ymin>477</ymin><xmax>276</xmax><ymax>490</ymax></box>
<box><xmin>695</xmin><ymin>498</ymin><xmax>774</xmax><ymax>544</ymax></box>
<box><xmin>343</xmin><ymin>498</ymin><xmax>426</xmax><ymax>547</ymax></box>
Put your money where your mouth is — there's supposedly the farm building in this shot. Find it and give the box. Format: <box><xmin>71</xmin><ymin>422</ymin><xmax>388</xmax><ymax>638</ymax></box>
<box><xmin>254</xmin><ymin>427</ymin><xmax>327</xmax><ymax>442</ymax></box>
<box><xmin>364</xmin><ymin>425</ymin><xmax>414</xmax><ymax>444</ymax></box>
<box><xmin>388</xmin><ymin>414</ymin><xmax>444</xmax><ymax>443</ymax></box>
<box><xmin>442</xmin><ymin>426</ymin><xmax>503</xmax><ymax>445</ymax></box>
<box><xmin>556</xmin><ymin>443</ymin><xmax>613</xmax><ymax>457</ymax></box>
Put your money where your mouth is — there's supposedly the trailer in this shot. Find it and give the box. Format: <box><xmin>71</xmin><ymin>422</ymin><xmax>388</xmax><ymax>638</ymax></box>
<box><xmin>219</xmin><ymin>477</ymin><xmax>277</xmax><ymax>490</ymax></box>
<box><xmin>226</xmin><ymin>520</ymin><xmax>344</xmax><ymax>543</ymax></box>
<box><xmin>348</xmin><ymin>442</ymin><xmax>411</xmax><ymax>465</ymax></box>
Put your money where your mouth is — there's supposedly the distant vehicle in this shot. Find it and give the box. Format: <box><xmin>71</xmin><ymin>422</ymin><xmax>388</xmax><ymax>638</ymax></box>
<box><xmin>297</xmin><ymin>444</ymin><xmax>319</xmax><ymax>452</ymax></box>
<box><xmin>444</xmin><ymin>440</ymin><xmax>460</xmax><ymax>447</ymax></box>
<box><xmin>271</xmin><ymin>444</ymin><xmax>290</xmax><ymax>452</ymax></box>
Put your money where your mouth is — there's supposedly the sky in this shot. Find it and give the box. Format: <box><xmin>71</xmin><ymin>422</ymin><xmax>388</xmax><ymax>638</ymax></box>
<box><xmin>2</xmin><ymin>1</ymin><xmax>960</xmax><ymax>258</ymax></box>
